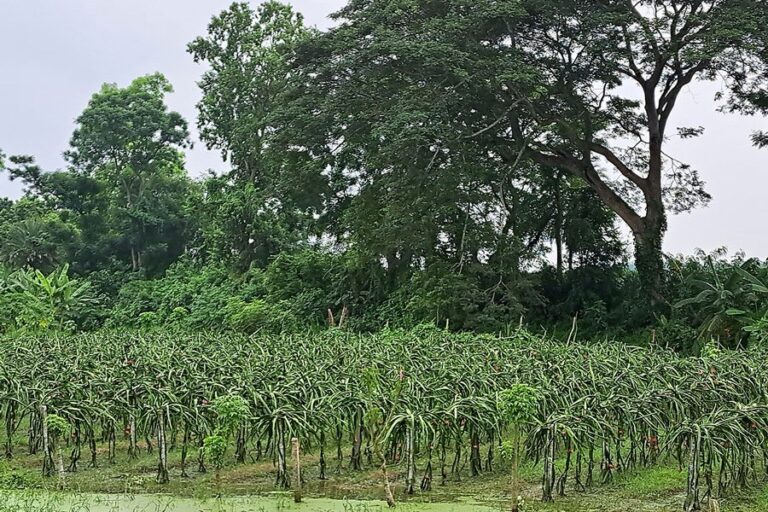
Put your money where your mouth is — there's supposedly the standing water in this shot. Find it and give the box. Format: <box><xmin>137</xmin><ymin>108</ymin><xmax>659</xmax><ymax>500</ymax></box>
<box><xmin>0</xmin><ymin>491</ymin><xmax>501</xmax><ymax>512</ymax></box>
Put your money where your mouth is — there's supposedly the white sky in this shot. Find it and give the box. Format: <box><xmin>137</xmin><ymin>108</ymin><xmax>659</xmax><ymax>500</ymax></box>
<box><xmin>0</xmin><ymin>1</ymin><xmax>766</xmax><ymax>257</ymax></box>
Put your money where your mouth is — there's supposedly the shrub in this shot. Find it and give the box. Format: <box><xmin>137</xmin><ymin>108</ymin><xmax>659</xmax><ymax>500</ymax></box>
<box><xmin>0</xmin><ymin>265</ymin><xmax>97</xmax><ymax>334</ymax></box>
<box><xmin>109</xmin><ymin>259</ymin><xmax>263</xmax><ymax>330</ymax></box>
<box><xmin>225</xmin><ymin>299</ymin><xmax>297</xmax><ymax>334</ymax></box>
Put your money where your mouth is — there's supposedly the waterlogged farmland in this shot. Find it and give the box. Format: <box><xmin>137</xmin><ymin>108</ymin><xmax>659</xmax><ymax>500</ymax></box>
<box><xmin>1</xmin><ymin>330</ymin><xmax>768</xmax><ymax>511</ymax></box>
<box><xmin>0</xmin><ymin>491</ymin><xmax>498</xmax><ymax>512</ymax></box>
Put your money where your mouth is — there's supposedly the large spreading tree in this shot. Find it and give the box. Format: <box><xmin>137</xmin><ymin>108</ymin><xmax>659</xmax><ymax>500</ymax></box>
<box><xmin>281</xmin><ymin>0</ymin><xmax>768</xmax><ymax>302</ymax></box>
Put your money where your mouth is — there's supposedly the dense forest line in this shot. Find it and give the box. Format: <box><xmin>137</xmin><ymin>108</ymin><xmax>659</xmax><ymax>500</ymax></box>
<box><xmin>1</xmin><ymin>0</ymin><xmax>767</xmax><ymax>352</ymax></box>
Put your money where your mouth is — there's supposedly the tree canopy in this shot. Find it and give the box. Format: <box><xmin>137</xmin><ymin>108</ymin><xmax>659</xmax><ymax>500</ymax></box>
<box><xmin>272</xmin><ymin>0</ymin><xmax>767</xmax><ymax>302</ymax></box>
<box><xmin>1</xmin><ymin>0</ymin><xmax>767</xmax><ymax>343</ymax></box>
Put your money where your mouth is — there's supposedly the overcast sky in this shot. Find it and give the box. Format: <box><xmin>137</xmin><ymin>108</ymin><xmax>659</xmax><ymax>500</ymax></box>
<box><xmin>0</xmin><ymin>1</ymin><xmax>766</xmax><ymax>257</ymax></box>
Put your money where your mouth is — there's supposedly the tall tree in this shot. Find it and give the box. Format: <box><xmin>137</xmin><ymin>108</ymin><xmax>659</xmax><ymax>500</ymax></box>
<box><xmin>66</xmin><ymin>74</ymin><xmax>193</xmax><ymax>272</ymax></box>
<box><xmin>189</xmin><ymin>1</ymin><xmax>323</xmax><ymax>268</ymax></box>
<box><xmin>188</xmin><ymin>0</ymin><xmax>310</xmax><ymax>181</ymax></box>
<box><xmin>284</xmin><ymin>0</ymin><xmax>768</xmax><ymax>303</ymax></box>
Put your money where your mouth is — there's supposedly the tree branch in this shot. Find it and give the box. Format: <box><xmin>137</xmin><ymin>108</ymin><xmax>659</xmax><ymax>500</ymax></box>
<box><xmin>588</xmin><ymin>142</ymin><xmax>648</xmax><ymax>191</ymax></box>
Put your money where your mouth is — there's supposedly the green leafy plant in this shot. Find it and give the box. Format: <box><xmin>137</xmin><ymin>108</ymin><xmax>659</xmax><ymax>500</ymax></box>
<box><xmin>498</xmin><ymin>385</ymin><xmax>539</xmax><ymax>512</ymax></box>
<box><xmin>226</xmin><ymin>299</ymin><xmax>296</xmax><ymax>334</ymax></box>
<box><xmin>44</xmin><ymin>414</ymin><xmax>70</xmax><ymax>488</ymax></box>
<box><xmin>4</xmin><ymin>265</ymin><xmax>96</xmax><ymax>333</ymax></box>
<box><xmin>675</xmin><ymin>257</ymin><xmax>768</xmax><ymax>348</ymax></box>
<box><xmin>204</xmin><ymin>394</ymin><xmax>250</xmax><ymax>492</ymax></box>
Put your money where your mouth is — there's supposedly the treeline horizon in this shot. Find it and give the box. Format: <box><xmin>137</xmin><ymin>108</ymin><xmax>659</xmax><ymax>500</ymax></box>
<box><xmin>1</xmin><ymin>0</ymin><xmax>767</xmax><ymax>351</ymax></box>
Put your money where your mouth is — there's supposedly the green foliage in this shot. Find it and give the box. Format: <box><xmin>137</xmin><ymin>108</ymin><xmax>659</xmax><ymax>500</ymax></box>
<box><xmin>203</xmin><ymin>434</ymin><xmax>227</xmax><ymax>470</ymax></box>
<box><xmin>0</xmin><ymin>469</ymin><xmax>33</xmax><ymax>490</ymax></box>
<box><xmin>204</xmin><ymin>393</ymin><xmax>250</xmax><ymax>470</ymax></box>
<box><xmin>66</xmin><ymin>73</ymin><xmax>194</xmax><ymax>274</ymax></box>
<box><xmin>672</xmin><ymin>251</ymin><xmax>768</xmax><ymax>348</ymax></box>
<box><xmin>45</xmin><ymin>414</ymin><xmax>70</xmax><ymax>441</ymax></box>
<box><xmin>188</xmin><ymin>1</ymin><xmax>309</xmax><ymax>175</ymax></box>
<box><xmin>0</xmin><ymin>328</ymin><xmax>766</xmax><ymax>510</ymax></box>
<box><xmin>497</xmin><ymin>384</ymin><xmax>539</xmax><ymax>426</ymax></box>
<box><xmin>655</xmin><ymin>317</ymin><xmax>699</xmax><ymax>354</ymax></box>
<box><xmin>211</xmin><ymin>395</ymin><xmax>250</xmax><ymax>437</ymax></box>
<box><xmin>379</xmin><ymin>262</ymin><xmax>539</xmax><ymax>333</ymax></box>
<box><xmin>260</xmin><ymin>250</ymin><xmax>349</xmax><ymax>325</ymax></box>
<box><xmin>225</xmin><ymin>299</ymin><xmax>296</xmax><ymax>334</ymax></box>
<box><xmin>0</xmin><ymin>1</ymin><xmax>766</xmax><ymax>345</ymax></box>
<box><xmin>197</xmin><ymin>179</ymin><xmax>299</xmax><ymax>270</ymax></box>
<box><xmin>280</xmin><ymin>0</ymin><xmax>768</xmax><ymax>303</ymax></box>
<box><xmin>1</xmin><ymin>4</ymin><xmax>768</xmax><ymax>510</ymax></box>
<box><xmin>0</xmin><ymin>215</ymin><xmax>80</xmax><ymax>272</ymax></box>
<box><xmin>188</xmin><ymin>2</ymin><xmax>317</xmax><ymax>271</ymax></box>
<box><xmin>108</xmin><ymin>260</ymin><xmax>261</xmax><ymax>330</ymax></box>
<box><xmin>700</xmin><ymin>340</ymin><xmax>723</xmax><ymax>360</ymax></box>
<box><xmin>67</xmin><ymin>73</ymin><xmax>189</xmax><ymax>174</ymax></box>
<box><xmin>0</xmin><ymin>461</ymin><xmax>36</xmax><ymax>491</ymax></box>
<box><xmin>1</xmin><ymin>265</ymin><xmax>96</xmax><ymax>334</ymax></box>
<box><xmin>137</xmin><ymin>312</ymin><xmax>160</xmax><ymax>330</ymax></box>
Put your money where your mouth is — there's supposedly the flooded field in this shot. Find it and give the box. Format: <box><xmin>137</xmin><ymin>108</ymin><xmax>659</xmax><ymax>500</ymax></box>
<box><xmin>0</xmin><ymin>491</ymin><xmax>501</xmax><ymax>512</ymax></box>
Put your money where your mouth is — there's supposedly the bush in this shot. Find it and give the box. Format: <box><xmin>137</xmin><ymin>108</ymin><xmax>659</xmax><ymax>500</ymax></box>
<box><xmin>225</xmin><ymin>299</ymin><xmax>297</xmax><ymax>334</ymax></box>
<box><xmin>655</xmin><ymin>317</ymin><xmax>699</xmax><ymax>354</ymax></box>
<box><xmin>0</xmin><ymin>265</ymin><xmax>97</xmax><ymax>334</ymax></box>
<box><xmin>0</xmin><ymin>463</ymin><xmax>35</xmax><ymax>490</ymax></box>
<box><xmin>378</xmin><ymin>262</ymin><xmax>535</xmax><ymax>333</ymax></box>
<box><xmin>108</xmin><ymin>259</ymin><xmax>263</xmax><ymax>329</ymax></box>
<box><xmin>261</xmin><ymin>250</ymin><xmax>348</xmax><ymax>325</ymax></box>
<box><xmin>138</xmin><ymin>312</ymin><xmax>160</xmax><ymax>330</ymax></box>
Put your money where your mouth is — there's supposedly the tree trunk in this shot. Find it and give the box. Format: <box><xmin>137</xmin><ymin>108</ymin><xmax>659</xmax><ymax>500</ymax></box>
<box><xmin>68</xmin><ymin>423</ymin><xmax>81</xmax><ymax>472</ymax></box>
<box><xmin>319</xmin><ymin>431</ymin><xmax>327</xmax><ymax>480</ymax></box>
<box><xmin>601</xmin><ymin>439</ymin><xmax>614</xmax><ymax>485</ymax></box>
<box><xmin>574</xmin><ymin>449</ymin><xmax>585</xmax><ymax>492</ymax></box>
<box><xmin>197</xmin><ymin>433</ymin><xmax>206</xmax><ymax>473</ymax></box>
<box><xmin>405</xmin><ymin>425</ymin><xmax>416</xmax><ymax>494</ymax></box>
<box><xmin>421</xmin><ymin>449</ymin><xmax>433</xmax><ymax>492</ymax></box>
<box><xmin>374</xmin><ymin>442</ymin><xmax>397</xmax><ymax>508</ymax></box>
<box><xmin>554</xmin><ymin>176</ymin><xmax>564</xmax><ymax>278</ymax></box>
<box><xmin>88</xmin><ymin>426</ymin><xmax>97</xmax><ymax>468</ymax></box>
<box><xmin>56</xmin><ymin>438</ymin><xmax>66</xmax><ymax>490</ymax></box>
<box><xmin>128</xmin><ymin>414</ymin><xmax>138</xmax><ymax>460</ymax></box>
<box><xmin>685</xmin><ymin>432</ymin><xmax>701</xmax><ymax>512</ymax></box>
<box><xmin>28</xmin><ymin>412</ymin><xmax>40</xmax><ymax>455</ymax></box>
<box><xmin>41</xmin><ymin>406</ymin><xmax>54</xmax><ymax>478</ymax></box>
<box><xmin>292</xmin><ymin>438</ymin><xmax>302</xmax><ymax>503</ymax></box>
<box><xmin>451</xmin><ymin>431</ymin><xmax>463</xmax><ymax>482</ymax></box>
<box><xmin>335</xmin><ymin>424</ymin><xmax>343</xmax><ymax>473</ymax></box>
<box><xmin>633</xmin><ymin>208</ymin><xmax>667</xmax><ymax>306</ymax></box>
<box><xmin>181</xmin><ymin>426</ymin><xmax>190</xmax><ymax>478</ymax></box>
<box><xmin>470</xmin><ymin>427</ymin><xmax>482</xmax><ymax>477</ymax></box>
<box><xmin>156</xmin><ymin>412</ymin><xmax>169</xmax><ymax>484</ymax></box>
<box><xmin>440</xmin><ymin>433</ymin><xmax>448</xmax><ymax>485</ymax></box>
<box><xmin>542</xmin><ymin>426</ymin><xmax>556</xmax><ymax>502</ymax></box>
<box><xmin>276</xmin><ymin>420</ymin><xmax>289</xmax><ymax>489</ymax></box>
<box><xmin>108</xmin><ymin>424</ymin><xmax>116</xmax><ymax>464</ymax></box>
<box><xmin>4</xmin><ymin>402</ymin><xmax>15</xmax><ymax>459</ymax></box>
<box><xmin>511</xmin><ymin>425</ymin><xmax>521</xmax><ymax>512</ymax></box>
<box><xmin>236</xmin><ymin>426</ymin><xmax>247</xmax><ymax>463</ymax></box>
<box><xmin>557</xmin><ymin>438</ymin><xmax>572</xmax><ymax>497</ymax></box>
<box><xmin>350</xmin><ymin>410</ymin><xmax>363</xmax><ymax>470</ymax></box>
<box><xmin>130</xmin><ymin>246</ymin><xmax>139</xmax><ymax>272</ymax></box>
